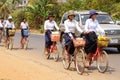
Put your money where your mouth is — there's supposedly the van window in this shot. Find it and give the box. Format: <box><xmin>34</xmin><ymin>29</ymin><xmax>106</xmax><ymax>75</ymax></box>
<box><xmin>62</xmin><ymin>14</ymin><xmax>79</xmax><ymax>23</ymax></box>
<box><xmin>81</xmin><ymin>14</ymin><xmax>114</xmax><ymax>25</ymax></box>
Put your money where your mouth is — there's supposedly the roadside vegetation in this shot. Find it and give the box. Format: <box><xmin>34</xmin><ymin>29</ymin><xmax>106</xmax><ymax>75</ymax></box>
<box><xmin>0</xmin><ymin>0</ymin><xmax>120</xmax><ymax>33</ymax></box>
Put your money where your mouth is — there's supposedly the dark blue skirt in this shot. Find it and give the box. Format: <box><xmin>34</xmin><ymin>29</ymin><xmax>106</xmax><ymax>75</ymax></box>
<box><xmin>63</xmin><ymin>33</ymin><xmax>75</xmax><ymax>55</ymax></box>
<box><xmin>81</xmin><ymin>31</ymin><xmax>97</xmax><ymax>54</ymax></box>
<box><xmin>45</xmin><ymin>30</ymin><xmax>52</xmax><ymax>48</ymax></box>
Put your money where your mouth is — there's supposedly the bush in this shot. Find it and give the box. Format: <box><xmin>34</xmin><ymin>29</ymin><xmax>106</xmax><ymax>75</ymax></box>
<box><xmin>11</xmin><ymin>10</ymin><xmax>26</xmax><ymax>29</ymax></box>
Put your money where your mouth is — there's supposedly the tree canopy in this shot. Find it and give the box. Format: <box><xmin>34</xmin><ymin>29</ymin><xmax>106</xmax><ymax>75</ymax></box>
<box><xmin>0</xmin><ymin>0</ymin><xmax>120</xmax><ymax>31</ymax></box>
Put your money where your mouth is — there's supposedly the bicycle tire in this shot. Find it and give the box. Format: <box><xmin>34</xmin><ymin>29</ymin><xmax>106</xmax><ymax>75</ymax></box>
<box><xmin>62</xmin><ymin>48</ymin><xmax>71</xmax><ymax>70</ymax></box>
<box><xmin>60</xmin><ymin>35</ymin><xmax>65</xmax><ymax>48</ymax></box>
<box><xmin>9</xmin><ymin>37</ymin><xmax>13</xmax><ymax>50</ymax></box>
<box><xmin>52</xmin><ymin>45</ymin><xmax>59</xmax><ymax>62</ymax></box>
<box><xmin>0</xmin><ymin>33</ymin><xmax>2</xmax><ymax>43</ymax></box>
<box><xmin>76</xmin><ymin>48</ymin><xmax>85</xmax><ymax>75</ymax></box>
<box><xmin>97</xmin><ymin>50</ymin><xmax>108</xmax><ymax>73</ymax></box>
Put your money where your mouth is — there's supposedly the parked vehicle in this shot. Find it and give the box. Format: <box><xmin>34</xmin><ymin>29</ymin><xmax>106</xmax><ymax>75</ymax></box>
<box><xmin>59</xmin><ymin>10</ymin><xmax>120</xmax><ymax>52</ymax></box>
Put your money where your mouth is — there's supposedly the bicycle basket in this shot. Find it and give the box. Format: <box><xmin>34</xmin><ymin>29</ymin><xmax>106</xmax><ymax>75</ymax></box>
<box><xmin>73</xmin><ymin>38</ymin><xmax>86</xmax><ymax>47</ymax></box>
<box><xmin>8</xmin><ymin>29</ymin><xmax>15</xmax><ymax>36</ymax></box>
<box><xmin>97</xmin><ymin>35</ymin><xmax>109</xmax><ymax>47</ymax></box>
<box><xmin>51</xmin><ymin>31</ymin><xmax>60</xmax><ymax>42</ymax></box>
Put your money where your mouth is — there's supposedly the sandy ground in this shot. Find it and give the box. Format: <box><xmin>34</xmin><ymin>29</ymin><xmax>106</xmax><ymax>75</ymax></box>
<box><xmin>0</xmin><ymin>47</ymin><xmax>72</xmax><ymax>80</ymax></box>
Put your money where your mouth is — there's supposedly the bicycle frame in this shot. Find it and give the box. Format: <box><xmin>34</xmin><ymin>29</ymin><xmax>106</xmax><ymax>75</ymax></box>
<box><xmin>93</xmin><ymin>46</ymin><xmax>102</xmax><ymax>61</ymax></box>
<box><xmin>49</xmin><ymin>42</ymin><xmax>57</xmax><ymax>52</ymax></box>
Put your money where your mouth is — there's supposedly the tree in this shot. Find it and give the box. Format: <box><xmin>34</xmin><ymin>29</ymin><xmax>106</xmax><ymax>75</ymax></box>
<box><xmin>26</xmin><ymin>0</ymin><xmax>59</xmax><ymax>29</ymax></box>
<box><xmin>0</xmin><ymin>0</ymin><xmax>11</xmax><ymax>19</ymax></box>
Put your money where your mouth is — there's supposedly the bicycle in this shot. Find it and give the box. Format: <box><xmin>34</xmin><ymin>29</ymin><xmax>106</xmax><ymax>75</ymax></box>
<box><xmin>76</xmin><ymin>35</ymin><xmax>110</xmax><ymax>74</ymax></box>
<box><xmin>21</xmin><ymin>29</ymin><xmax>29</xmax><ymax>50</ymax></box>
<box><xmin>44</xmin><ymin>31</ymin><xmax>60</xmax><ymax>62</ymax></box>
<box><xmin>62</xmin><ymin>37</ymin><xmax>86</xmax><ymax>74</ymax></box>
<box><xmin>0</xmin><ymin>28</ymin><xmax>3</xmax><ymax>43</ymax></box>
<box><xmin>6</xmin><ymin>29</ymin><xmax>15</xmax><ymax>50</ymax></box>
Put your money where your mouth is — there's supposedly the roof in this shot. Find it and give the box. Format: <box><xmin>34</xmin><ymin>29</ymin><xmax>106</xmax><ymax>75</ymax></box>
<box><xmin>65</xmin><ymin>10</ymin><xmax>108</xmax><ymax>15</ymax></box>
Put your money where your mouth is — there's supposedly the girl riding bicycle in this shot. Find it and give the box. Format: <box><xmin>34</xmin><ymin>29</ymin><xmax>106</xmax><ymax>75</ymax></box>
<box><xmin>20</xmin><ymin>18</ymin><xmax>30</xmax><ymax>49</ymax></box>
<box><xmin>64</xmin><ymin>10</ymin><xmax>83</xmax><ymax>58</ymax></box>
<box><xmin>44</xmin><ymin>13</ymin><xmax>60</xmax><ymax>55</ymax></box>
<box><xmin>82</xmin><ymin>10</ymin><xmax>105</xmax><ymax>67</ymax></box>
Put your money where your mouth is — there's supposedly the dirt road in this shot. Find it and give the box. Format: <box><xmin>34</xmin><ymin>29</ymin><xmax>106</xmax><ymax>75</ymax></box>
<box><xmin>0</xmin><ymin>47</ymin><xmax>72</xmax><ymax>80</ymax></box>
<box><xmin>0</xmin><ymin>33</ymin><xmax>120</xmax><ymax>80</ymax></box>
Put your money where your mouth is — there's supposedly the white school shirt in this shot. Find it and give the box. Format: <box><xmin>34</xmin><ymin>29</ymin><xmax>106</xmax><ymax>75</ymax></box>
<box><xmin>84</xmin><ymin>19</ymin><xmax>105</xmax><ymax>35</ymax></box>
<box><xmin>0</xmin><ymin>20</ymin><xmax>6</xmax><ymax>27</ymax></box>
<box><xmin>0</xmin><ymin>22</ymin><xmax>3</xmax><ymax>28</ymax></box>
<box><xmin>44</xmin><ymin>20</ymin><xmax>59</xmax><ymax>31</ymax></box>
<box><xmin>64</xmin><ymin>19</ymin><xmax>83</xmax><ymax>37</ymax></box>
<box><xmin>5</xmin><ymin>20</ymin><xmax>15</xmax><ymax>28</ymax></box>
<box><xmin>20</xmin><ymin>22</ymin><xmax>29</xmax><ymax>29</ymax></box>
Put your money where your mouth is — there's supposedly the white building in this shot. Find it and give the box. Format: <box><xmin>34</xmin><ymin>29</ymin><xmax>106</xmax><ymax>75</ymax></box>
<box><xmin>16</xmin><ymin>0</ymin><xmax>29</xmax><ymax>9</ymax></box>
<box><xmin>57</xmin><ymin>0</ymin><xmax>67</xmax><ymax>3</ymax></box>
<box><xmin>22</xmin><ymin>0</ymin><xmax>28</xmax><ymax>6</ymax></box>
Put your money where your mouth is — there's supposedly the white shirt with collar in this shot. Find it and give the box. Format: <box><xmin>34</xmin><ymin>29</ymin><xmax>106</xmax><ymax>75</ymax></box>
<box><xmin>5</xmin><ymin>20</ymin><xmax>15</xmax><ymax>28</ymax></box>
<box><xmin>20</xmin><ymin>22</ymin><xmax>29</xmax><ymax>29</ymax></box>
<box><xmin>64</xmin><ymin>19</ymin><xmax>83</xmax><ymax>33</ymax></box>
<box><xmin>0</xmin><ymin>20</ymin><xmax>6</xmax><ymax>27</ymax></box>
<box><xmin>64</xmin><ymin>19</ymin><xmax>83</xmax><ymax>37</ymax></box>
<box><xmin>84</xmin><ymin>18</ymin><xmax>105</xmax><ymax>35</ymax></box>
<box><xmin>0</xmin><ymin>23</ymin><xmax>3</xmax><ymax>28</ymax></box>
<box><xmin>44</xmin><ymin>20</ymin><xmax>59</xmax><ymax>31</ymax></box>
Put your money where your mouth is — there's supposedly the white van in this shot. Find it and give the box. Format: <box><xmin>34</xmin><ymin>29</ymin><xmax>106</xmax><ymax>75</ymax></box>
<box><xmin>59</xmin><ymin>10</ymin><xmax>120</xmax><ymax>52</ymax></box>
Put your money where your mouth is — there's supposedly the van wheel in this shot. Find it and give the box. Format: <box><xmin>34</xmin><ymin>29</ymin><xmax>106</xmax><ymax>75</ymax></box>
<box><xmin>117</xmin><ymin>47</ymin><xmax>120</xmax><ymax>52</ymax></box>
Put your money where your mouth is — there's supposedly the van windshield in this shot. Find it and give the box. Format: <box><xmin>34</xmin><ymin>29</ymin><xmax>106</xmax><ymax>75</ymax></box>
<box><xmin>81</xmin><ymin>14</ymin><xmax>114</xmax><ymax>25</ymax></box>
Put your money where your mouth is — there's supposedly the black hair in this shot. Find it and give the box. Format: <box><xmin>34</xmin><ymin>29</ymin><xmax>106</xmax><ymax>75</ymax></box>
<box><xmin>22</xmin><ymin>18</ymin><xmax>26</xmax><ymax>21</ymax></box>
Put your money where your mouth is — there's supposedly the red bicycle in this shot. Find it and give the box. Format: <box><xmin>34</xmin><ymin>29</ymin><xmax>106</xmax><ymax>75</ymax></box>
<box><xmin>76</xmin><ymin>35</ymin><xmax>109</xmax><ymax>74</ymax></box>
<box><xmin>44</xmin><ymin>31</ymin><xmax>60</xmax><ymax>62</ymax></box>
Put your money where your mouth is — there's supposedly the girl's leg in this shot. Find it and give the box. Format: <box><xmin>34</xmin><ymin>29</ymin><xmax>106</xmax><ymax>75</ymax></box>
<box><xmin>86</xmin><ymin>53</ymin><xmax>93</xmax><ymax>67</ymax></box>
<box><xmin>20</xmin><ymin>36</ymin><xmax>24</xmax><ymax>48</ymax></box>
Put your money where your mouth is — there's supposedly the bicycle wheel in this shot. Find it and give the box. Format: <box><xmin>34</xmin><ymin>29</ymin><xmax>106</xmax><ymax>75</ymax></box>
<box><xmin>9</xmin><ymin>37</ymin><xmax>13</xmax><ymax>50</ymax></box>
<box><xmin>0</xmin><ymin>33</ymin><xmax>2</xmax><ymax>43</ymax></box>
<box><xmin>6</xmin><ymin>40</ymin><xmax>9</xmax><ymax>49</ymax></box>
<box><xmin>97</xmin><ymin>50</ymin><xmax>108</xmax><ymax>73</ymax></box>
<box><xmin>60</xmin><ymin>35</ymin><xmax>65</xmax><ymax>48</ymax></box>
<box><xmin>52</xmin><ymin>45</ymin><xmax>59</xmax><ymax>62</ymax></box>
<box><xmin>76</xmin><ymin>48</ymin><xmax>85</xmax><ymax>75</ymax></box>
<box><xmin>62</xmin><ymin>48</ymin><xmax>71</xmax><ymax>70</ymax></box>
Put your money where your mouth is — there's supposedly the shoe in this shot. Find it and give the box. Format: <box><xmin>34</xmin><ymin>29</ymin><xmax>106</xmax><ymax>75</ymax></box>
<box><xmin>45</xmin><ymin>51</ymin><xmax>49</xmax><ymax>55</ymax></box>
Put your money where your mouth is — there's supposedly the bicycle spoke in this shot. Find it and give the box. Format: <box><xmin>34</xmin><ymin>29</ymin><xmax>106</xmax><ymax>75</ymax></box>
<box><xmin>76</xmin><ymin>49</ymin><xmax>85</xmax><ymax>75</ymax></box>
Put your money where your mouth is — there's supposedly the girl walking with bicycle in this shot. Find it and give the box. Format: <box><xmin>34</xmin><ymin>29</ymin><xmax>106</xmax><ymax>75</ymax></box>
<box><xmin>20</xmin><ymin>18</ymin><xmax>30</xmax><ymax>49</ymax></box>
<box><xmin>4</xmin><ymin>16</ymin><xmax>16</xmax><ymax>49</ymax></box>
<box><xmin>44</xmin><ymin>13</ymin><xmax>60</xmax><ymax>55</ymax></box>
<box><xmin>0</xmin><ymin>17</ymin><xmax>5</xmax><ymax>43</ymax></box>
<box><xmin>0</xmin><ymin>17</ymin><xmax>6</xmax><ymax>43</ymax></box>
